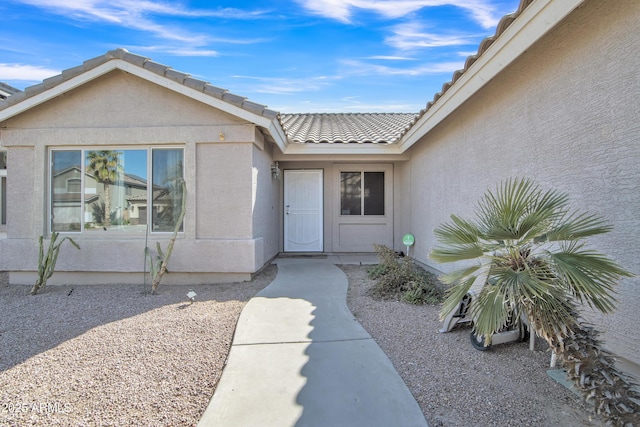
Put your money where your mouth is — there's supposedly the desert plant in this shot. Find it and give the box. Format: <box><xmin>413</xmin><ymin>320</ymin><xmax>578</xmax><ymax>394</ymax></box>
<box><xmin>401</xmin><ymin>280</ymin><xmax>443</xmax><ymax>305</ymax></box>
<box><xmin>146</xmin><ymin>179</ymin><xmax>186</xmax><ymax>294</ymax></box>
<box><xmin>31</xmin><ymin>233</ymin><xmax>80</xmax><ymax>295</ymax></box>
<box><xmin>430</xmin><ymin>178</ymin><xmax>638</xmax><ymax>425</ymax></box>
<box><xmin>367</xmin><ymin>263</ymin><xmax>388</xmax><ymax>280</ymax></box>
<box><xmin>371</xmin><ymin>244</ymin><xmax>443</xmax><ymax>304</ymax></box>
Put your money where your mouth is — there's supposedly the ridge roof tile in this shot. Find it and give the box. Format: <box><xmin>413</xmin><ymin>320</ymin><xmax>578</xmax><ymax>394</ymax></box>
<box><xmin>398</xmin><ymin>0</ymin><xmax>533</xmax><ymax>140</ymax></box>
<box><xmin>0</xmin><ymin>48</ymin><xmax>279</xmax><ymax>125</ymax></box>
<box><xmin>165</xmin><ymin>68</ymin><xmax>189</xmax><ymax>84</ymax></box>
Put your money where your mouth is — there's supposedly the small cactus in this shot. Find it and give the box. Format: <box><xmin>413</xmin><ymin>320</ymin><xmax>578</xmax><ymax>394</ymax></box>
<box><xmin>31</xmin><ymin>232</ymin><xmax>80</xmax><ymax>295</ymax></box>
<box><xmin>146</xmin><ymin>180</ymin><xmax>186</xmax><ymax>294</ymax></box>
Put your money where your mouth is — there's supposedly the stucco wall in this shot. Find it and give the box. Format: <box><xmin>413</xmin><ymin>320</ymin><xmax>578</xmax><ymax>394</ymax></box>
<box><xmin>251</xmin><ymin>132</ymin><xmax>280</xmax><ymax>266</ymax></box>
<box><xmin>404</xmin><ymin>0</ymin><xmax>640</xmax><ymax>366</ymax></box>
<box><xmin>394</xmin><ymin>160</ymin><xmax>412</xmax><ymax>255</ymax></box>
<box><xmin>4</xmin><ymin>70</ymin><xmax>246</xmax><ymax>129</ymax></box>
<box><xmin>196</xmin><ymin>143</ymin><xmax>253</xmax><ymax>239</ymax></box>
<box><xmin>0</xmin><ymin>70</ymin><xmax>270</xmax><ymax>281</ymax></box>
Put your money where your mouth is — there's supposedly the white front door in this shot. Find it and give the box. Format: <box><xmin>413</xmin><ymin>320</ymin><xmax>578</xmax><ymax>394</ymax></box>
<box><xmin>284</xmin><ymin>170</ymin><xmax>323</xmax><ymax>252</ymax></box>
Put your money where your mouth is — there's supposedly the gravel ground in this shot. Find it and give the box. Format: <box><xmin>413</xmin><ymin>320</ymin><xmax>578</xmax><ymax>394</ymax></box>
<box><xmin>0</xmin><ymin>267</ymin><xmax>275</xmax><ymax>427</ymax></box>
<box><xmin>1</xmin><ymin>264</ymin><xmax>606</xmax><ymax>427</ymax></box>
<box><xmin>341</xmin><ymin>264</ymin><xmax>604</xmax><ymax>427</ymax></box>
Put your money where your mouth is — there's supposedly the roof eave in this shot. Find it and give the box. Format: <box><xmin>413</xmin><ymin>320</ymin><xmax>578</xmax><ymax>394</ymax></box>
<box><xmin>398</xmin><ymin>0</ymin><xmax>586</xmax><ymax>152</ymax></box>
<box><xmin>279</xmin><ymin>142</ymin><xmax>405</xmax><ymax>158</ymax></box>
<box><xmin>0</xmin><ymin>59</ymin><xmax>289</xmax><ymax>152</ymax></box>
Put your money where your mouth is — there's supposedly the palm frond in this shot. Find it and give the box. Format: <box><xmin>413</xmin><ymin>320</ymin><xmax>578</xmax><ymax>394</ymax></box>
<box><xmin>430</xmin><ymin>243</ymin><xmax>484</xmax><ymax>263</ymax></box>
<box><xmin>493</xmin><ymin>266</ymin><xmax>576</xmax><ymax>338</ymax></box>
<box><xmin>537</xmin><ymin>212</ymin><xmax>613</xmax><ymax>243</ymax></box>
<box><xmin>549</xmin><ymin>245</ymin><xmax>631</xmax><ymax>313</ymax></box>
<box><xmin>433</xmin><ymin>214</ymin><xmax>480</xmax><ymax>245</ymax></box>
<box><xmin>439</xmin><ymin>264</ymin><xmax>481</xmax><ymax>286</ymax></box>
<box><xmin>470</xmin><ymin>284</ymin><xmax>510</xmax><ymax>342</ymax></box>
<box><xmin>527</xmin><ymin>294</ymin><xmax>577</xmax><ymax>345</ymax></box>
<box><xmin>477</xmin><ymin>178</ymin><xmax>538</xmax><ymax>240</ymax></box>
<box><xmin>439</xmin><ymin>276</ymin><xmax>477</xmax><ymax>321</ymax></box>
<box><xmin>518</xmin><ymin>187</ymin><xmax>568</xmax><ymax>241</ymax></box>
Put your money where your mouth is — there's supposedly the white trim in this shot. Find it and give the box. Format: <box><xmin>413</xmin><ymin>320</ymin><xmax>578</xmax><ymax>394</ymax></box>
<box><xmin>0</xmin><ymin>60</ymin><xmax>289</xmax><ymax>153</ymax></box>
<box><xmin>273</xmin><ymin>152</ymin><xmax>410</xmax><ymax>162</ymax></box>
<box><xmin>333</xmin><ymin>163</ymin><xmax>394</xmax><ymax>252</ymax></box>
<box><xmin>114</xmin><ymin>62</ymin><xmax>288</xmax><ymax>151</ymax></box>
<box><xmin>0</xmin><ymin>151</ymin><xmax>5</xmax><ymax>226</ymax></box>
<box><xmin>48</xmin><ymin>145</ymin><xmax>185</xmax><ymax>235</ymax></box>
<box><xmin>281</xmin><ymin>142</ymin><xmax>405</xmax><ymax>156</ymax></box>
<box><xmin>0</xmin><ymin>62</ymin><xmax>117</xmax><ymax>122</ymax></box>
<box><xmin>398</xmin><ymin>0</ymin><xmax>585</xmax><ymax>151</ymax></box>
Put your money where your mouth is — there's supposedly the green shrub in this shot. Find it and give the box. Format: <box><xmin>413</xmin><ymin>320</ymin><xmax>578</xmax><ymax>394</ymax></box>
<box><xmin>367</xmin><ymin>263</ymin><xmax>388</xmax><ymax>280</ymax></box>
<box><xmin>370</xmin><ymin>244</ymin><xmax>444</xmax><ymax>304</ymax></box>
<box><xmin>402</xmin><ymin>280</ymin><xmax>443</xmax><ymax>305</ymax></box>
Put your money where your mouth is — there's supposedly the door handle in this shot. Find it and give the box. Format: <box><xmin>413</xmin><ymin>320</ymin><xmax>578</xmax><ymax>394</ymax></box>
<box><xmin>286</xmin><ymin>205</ymin><xmax>290</xmax><ymax>215</ymax></box>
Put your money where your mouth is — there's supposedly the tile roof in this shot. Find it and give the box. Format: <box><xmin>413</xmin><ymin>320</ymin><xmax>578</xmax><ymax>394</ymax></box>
<box><xmin>0</xmin><ymin>48</ymin><xmax>279</xmax><ymax>121</ymax></box>
<box><xmin>0</xmin><ymin>82</ymin><xmax>21</xmax><ymax>100</ymax></box>
<box><xmin>279</xmin><ymin>113</ymin><xmax>418</xmax><ymax>144</ymax></box>
<box><xmin>0</xmin><ymin>0</ymin><xmax>533</xmax><ymax>149</ymax></box>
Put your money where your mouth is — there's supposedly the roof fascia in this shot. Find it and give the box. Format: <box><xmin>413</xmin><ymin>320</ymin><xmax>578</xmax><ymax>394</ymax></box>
<box><xmin>0</xmin><ymin>62</ymin><xmax>120</xmax><ymax>122</ymax></box>
<box><xmin>273</xmin><ymin>152</ymin><xmax>410</xmax><ymax>162</ymax></box>
<box><xmin>398</xmin><ymin>0</ymin><xmax>585</xmax><ymax>152</ymax></box>
<box><xmin>280</xmin><ymin>142</ymin><xmax>404</xmax><ymax>157</ymax></box>
<box><xmin>0</xmin><ymin>60</ymin><xmax>289</xmax><ymax>152</ymax></box>
<box><xmin>116</xmin><ymin>62</ymin><xmax>288</xmax><ymax>151</ymax></box>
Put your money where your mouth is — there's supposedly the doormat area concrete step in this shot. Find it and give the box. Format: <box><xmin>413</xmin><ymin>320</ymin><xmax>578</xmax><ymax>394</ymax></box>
<box><xmin>278</xmin><ymin>254</ymin><xmax>328</xmax><ymax>259</ymax></box>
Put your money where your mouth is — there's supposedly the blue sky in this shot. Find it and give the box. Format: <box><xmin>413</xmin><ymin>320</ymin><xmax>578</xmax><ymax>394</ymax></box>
<box><xmin>1</xmin><ymin>0</ymin><xmax>520</xmax><ymax>113</ymax></box>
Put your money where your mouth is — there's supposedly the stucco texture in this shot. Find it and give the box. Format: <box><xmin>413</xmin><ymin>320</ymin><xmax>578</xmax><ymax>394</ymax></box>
<box><xmin>0</xmin><ymin>70</ymin><xmax>277</xmax><ymax>281</ymax></box>
<box><xmin>403</xmin><ymin>0</ymin><xmax>640</xmax><ymax>366</ymax></box>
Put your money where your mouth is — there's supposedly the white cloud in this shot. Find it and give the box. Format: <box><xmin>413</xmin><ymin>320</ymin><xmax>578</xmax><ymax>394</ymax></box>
<box><xmin>386</xmin><ymin>22</ymin><xmax>478</xmax><ymax>50</ymax></box>
<box><xmin>0</xmin><ymin>63</ymin><xmax>60</xmax><ymax>81</ymax></box>
<box><xmin>340</xmin><ymin>102</ymin><xmax>420</xmax><ymax>112</ymax></box>
<box><xmin>13</xmin><ymin>0</ymin><xmax>267</xmax><ymax>46</ymax></box>
<box><xmin>232</xmin><ymin>75</ymin><xmax>341</xmax><ymax>95</ymax></box>
<box><xmin>341</xmin><ymin>58</ymin><xmax>462</xmax><ymax>76</ymax></box>
<box><xmin>366</xmin><ymin>55</ymin><xmax>417</xmax><ymax>61</ymax></box>
<box><xmin>129</xmin><ymin>45</ymin><xmax>219</xmax><ymax>57</ymax></box>
<box><xmin>294</xmin><ymin>0</ymin><xmax>511</xmax><ymax>28</ymax></box>
<box><xmin>272</xmin><ymin>98</ymin><xmax>422</xmax><ymax>113</ymax></box>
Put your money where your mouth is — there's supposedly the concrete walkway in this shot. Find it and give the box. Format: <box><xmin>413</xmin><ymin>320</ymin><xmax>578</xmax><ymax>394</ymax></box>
<box><xmin>198</xmin><ymin>257</ymin><xmax>428</xmax><ymax>427</ymax></box>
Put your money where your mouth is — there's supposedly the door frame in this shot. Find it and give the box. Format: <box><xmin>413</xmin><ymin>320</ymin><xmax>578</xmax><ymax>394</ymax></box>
<box><xmin>333</xmin><ymin>163</ymin><xmax>393</xmax><ymax>252</ymax></box>
<box><xmin>283</xmin><ymin>169</ymin><xmax>324</xmax><ymax>252</ymax></box>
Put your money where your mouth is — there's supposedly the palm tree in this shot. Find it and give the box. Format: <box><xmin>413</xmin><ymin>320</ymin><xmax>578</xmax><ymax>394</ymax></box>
<box><xmin>86</xmin><ymin>150</ymin><xmax>123</xmax><ymax>227</ymax></box>
<box><xmin>430</xmin><ymin>178</ymin><xmax>638</xmax><ymax>425</ymax></box>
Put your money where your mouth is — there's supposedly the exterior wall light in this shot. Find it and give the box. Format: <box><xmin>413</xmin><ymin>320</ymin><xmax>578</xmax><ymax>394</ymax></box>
<box><xmin>271</xmin><ymin>162</ymin><xmax>281</xmax><ymax>180</ymax></box>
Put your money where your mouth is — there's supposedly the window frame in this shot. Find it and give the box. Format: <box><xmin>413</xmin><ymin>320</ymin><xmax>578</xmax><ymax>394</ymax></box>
<box><xmin>48</xmin><ymin>146</ymin><xmax>185</xmax><ymax>235</ymax></box>
<box><xmin>0</xmin><ymin>149</ymin><xmax>6</xmax><ymax>227</ymax></box>
<box><xmin>339</xmin><ymin>169</ymin><xmax>386</xmax><ymax>217</ymax></box>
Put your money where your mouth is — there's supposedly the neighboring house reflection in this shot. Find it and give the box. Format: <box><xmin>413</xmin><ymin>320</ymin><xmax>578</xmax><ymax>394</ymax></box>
<box><xmin>52</xmin><ymin>166</ymin><xmax>152</xmax><ymax>230</ymax></box>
